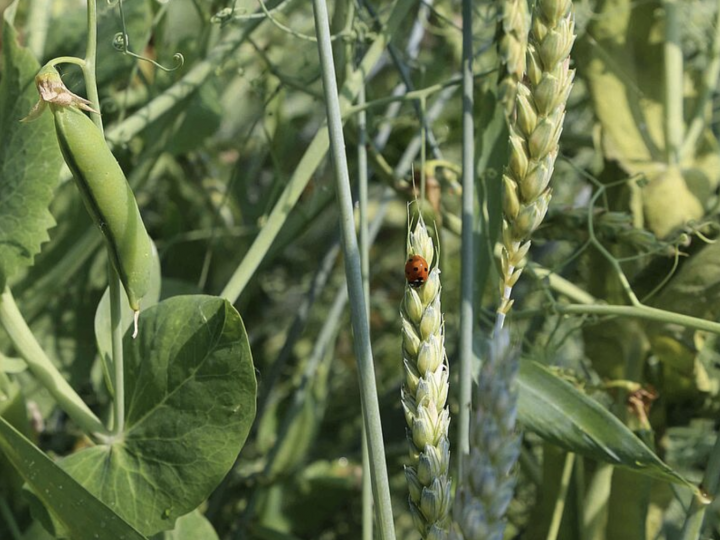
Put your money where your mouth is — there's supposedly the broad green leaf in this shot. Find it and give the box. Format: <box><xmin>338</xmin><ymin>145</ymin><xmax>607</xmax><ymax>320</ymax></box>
<box><xmin>153</xmin><ymin>509</ymin><xmax>219</xmax><ymax>540</ymax></box>
<box><xmin>94</xmin><ymin>243</ymin><xmax>162</xmax><ymax>394</ymax></box>
<box><xmin>574</xmin><ymin>0</ymin><xmax>664</xmax><ymax>170</ymax></box>
<box><xmin>0</xmin><ymin>0</ymin><xmax>63</xmax><ymax>290</ymax></box>
<box><xmin>575</xmin><ymin>0</ymin><xmax>720</xmax><ymax>236</ymax></box>
<box><xmin>61</xmin><ymin>295</ymin><xmax>257</xmax><ymax>536</ymax></box>
<box><xmin>517</xmin><ymin>360</ymin><xmax>695</xmax><ymax>490</ymax></box>
<box><xmin>0</xmin><ymin>415</ymin><xmax>146</xmax><ymax>540</ymax></box>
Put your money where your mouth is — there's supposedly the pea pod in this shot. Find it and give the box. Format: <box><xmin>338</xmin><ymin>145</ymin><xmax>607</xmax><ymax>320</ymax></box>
<box><xmin>31</xmin><ymin>67</ymin><xmax>152</xmax><ymax>324</ymax></box>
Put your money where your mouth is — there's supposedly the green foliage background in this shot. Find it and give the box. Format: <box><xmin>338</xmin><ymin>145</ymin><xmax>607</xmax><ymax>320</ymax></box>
<box><xmin>2</xmin><ymin>0</ymin><xmax>720</xmax><ymax>538</ymax></box>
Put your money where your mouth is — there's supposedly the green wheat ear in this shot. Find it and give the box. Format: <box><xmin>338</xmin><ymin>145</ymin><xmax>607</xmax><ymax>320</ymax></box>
<box><xmin>497</xmin><ymin>0</ymin><xmax>575</xmax><ymax>329</ymax></box>
<box><xmin>498</xmin><ymin>0</ymin><xmax>531</xmax><ymax>118</ymax></box>
<box><xmin>401</xmin><ymin>214</ymin><xmax>452</xmax><ymax>540</ymax></box>
<box><xmin>453</xmin><ymin>330</ymin><xmax>520</xmax><ymax>540</ymax></box>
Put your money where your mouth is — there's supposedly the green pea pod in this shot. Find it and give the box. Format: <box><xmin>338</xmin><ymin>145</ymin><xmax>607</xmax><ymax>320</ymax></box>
<box><xmin>30</xmin><ymin>67</ymin><xmax>152</xmax><ymax>323</ymax></box>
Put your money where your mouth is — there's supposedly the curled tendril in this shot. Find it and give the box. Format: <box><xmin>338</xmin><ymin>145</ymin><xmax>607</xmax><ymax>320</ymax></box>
<box><xmin>112</xmin><ymin>0</ymin><xmax>184</xmax><ymax>72</ymax></box>
<box><xmin>112</xmin><ymin>32</ymin><xmax>184</xmax><ymax>72</ymax></box>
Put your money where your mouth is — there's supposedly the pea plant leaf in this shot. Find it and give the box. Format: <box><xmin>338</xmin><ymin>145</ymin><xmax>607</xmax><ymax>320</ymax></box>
<box><xmin>0</xmin><ymin>0</ymin><xmax>63</xmax><ymax>290</ymax></box>
<box><xmin>61</xmin><ymin>295</ymin><xmax>257</xmax><ymax>536</ymax></box>
<box><xmin>0</xmin><ymin>415</ymin><xmax>147</xmax><ymax>540</ymax></box>
<box><xmin>517</xmin><ymin>360</ymin><xmax>696</xmax><ymax>491</ymax></box>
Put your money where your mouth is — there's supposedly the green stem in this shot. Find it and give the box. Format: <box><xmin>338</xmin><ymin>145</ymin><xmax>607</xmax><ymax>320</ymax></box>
<box><xmin>0</xmin><ymin>287</ymin><xmax>108</xmax><ymax>436</ymax></box>
<box><xmin>82</xmin><ymin>0</ymin><xmax>124</xmax><ymax>438</ymax></box>
<box><xmin>0</xmin><ymin>496</ymin><xmax>22</xmax><ymax>540</ymax></box>
<box><xmin>83</xmin><ymin>0</ymin><xmax>101</xmax><ymax>124</ymax></box>
<box><xmin>457</xmin><ymin>0</ymin><xmax>475</xmax><ymax>472</ymax></box>
<box><xmin>311</xmin><ymin>0</ymin><xmax>395</xmax><ymax>537</ymax></box>
<box><xmin>678</xmin><ymin>433</ymin><xmax>720</xmax><ymax>540</ymax></box>
<box><xmin>663</xmin><ymin>0</ymin><xmax>684</xmax><ymax>166</ymax></box>
<box><xmin>47</xmin><ymin>56</ymin><xmax>86</xmax><ymax>69</ymax></box>
<box><xmin>529</xmin><ymin>264</ymin><xmax>597</xmax><ymax>305</ymax></box>
<box><xmin>109</xmin><ymin>264</ymin><xmax>125</xmax><ymax>435</ymax></box>
<box><xmin>358</xmin><ymin>80</ymin><xmax>375</xmax><ymax>540</ymax></box>
<box><xmin>556</xmin><ymin>303</ymin><xmax>720</xmax><ymax>335</ymax></box>
<box><xmin>680</xmin><ymin>0</ymin><xmax>720</xmax><ymax>159</ymax></box>
<box><xmin>25</xmin><ymin>0</ymin><xmax>52</xmax><ymax>60</ymax></box>
<box><xmin>546</xmin><ymin>452</ymin><xmax>575</xmax><ymax>540</ymax></box>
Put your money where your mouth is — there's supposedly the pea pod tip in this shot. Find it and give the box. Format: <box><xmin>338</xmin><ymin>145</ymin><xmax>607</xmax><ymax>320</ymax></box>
<box><xmin>132</xmin><ymin>310</ymin><xmax>140</xmax><ymax>339</ymax></box>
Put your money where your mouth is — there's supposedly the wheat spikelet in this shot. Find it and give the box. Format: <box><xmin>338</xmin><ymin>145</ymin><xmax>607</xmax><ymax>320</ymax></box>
<box><xmin>401</xmin><ymin>215</ymin><xmax>451</xmax><ymax>540</ymax></box>
<box><xmin>498</xmin><ymin>0</ymin><xmax>575</xmax><ymax>326</ymax></box>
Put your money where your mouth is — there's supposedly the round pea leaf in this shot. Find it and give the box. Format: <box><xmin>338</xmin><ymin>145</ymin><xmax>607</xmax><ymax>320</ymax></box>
<box><xmin>60</xmin><ymin>295</ymin><xmax>256</xmax><ymax>536</ymax></box>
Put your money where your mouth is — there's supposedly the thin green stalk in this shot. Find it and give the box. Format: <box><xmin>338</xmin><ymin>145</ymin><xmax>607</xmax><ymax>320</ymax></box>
<box><xmin>311</xmin><ymin>0</ymin><xmax>395</xmax><ymax>536</ymax></box>
<box><xmin>555</xmin><ymin>303</ymin><xmax>720</xmax><ymax>335</ymax></box>
<box><xmin>82</xmin><ymin>0</ymin><xmax>125</xmax><ymax>437</ymax></box>
<box><xmin>678</xmin><ymin>432</ymin><xmax>720</xmax><ymax>540</ymax></box>
<box><xmin>220</xmin><ymin>0</ymin><xmax>414</xmax><ymax>303</ymax></box>
<box><xmin>663</xmin><ymin>0</ymin><xmax>684</xmax><ymax>166</ymax></box>
<box><xmin>362</xmin><ymin>428</ymin><xmax>374</xmax><ymax>540</ymax></box>
<box><xmin>681</xmin><ymin>0</ymin><xmax>720</xmax><ymax>159</ymax></box>
<box><xmin>528</xmin><ymin>263</ymin><xmax>597</xmax><ymax>305</ymax></box>
<box><xmin>109</xmin><ymin>263</ymin><xmax>125</xmax><ymax>435</ymax></box>
<box><xmin>0</xmin><ymin>496</ymin><xmax>22</xmax><ymax>540</ymax></box>
<box><xmin>25</xmin><ymin>0</ymin><xmax>51</xmax><ymax>59</ymax></box>
<box><xmin>458</xmin><ymin>0</ymin><xmax>475</xmax><ymax>472</ymax></box>
<box><xmin>0</xmin><ymin>288</ymin><xmax>108</xmax><ymax>436</ymax></box>
<box><xmin>546</xmin><ymin>452</ymin><xmax>575</xmax><ymax>540</ymax></box>
<box><xmin>358</xmin><ymin>83</ymin><xmax>374</xmax><ymax>540</ymax></box>
<box><xmin>83</xmin><ymin>0</ymin><xmax>101</xmax><ymax>125</ymax></box>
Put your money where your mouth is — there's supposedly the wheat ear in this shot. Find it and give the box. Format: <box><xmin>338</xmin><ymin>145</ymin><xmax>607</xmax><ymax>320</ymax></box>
<box><xmin>401</xmin><ymin>215</ymin><xmax>451</xmax><ymax>540</ymax></box>
<box><xmin>497</xmin><ymin>0</ymin><xmax>575</xmax><ymax>329</ymax></box>
<box><xmin>453</xmin><ymin>330</ymin><xmax>520</xmax><ymax>540</ymax></box>
<box><xmin>498</xmin><ymin>0</ymin><xmax>531</xmax><ymax>118</ymax></box>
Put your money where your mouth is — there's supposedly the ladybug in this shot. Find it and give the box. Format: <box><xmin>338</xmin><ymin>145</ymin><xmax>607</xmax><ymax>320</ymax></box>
<box><xmin>405</xmin><ymin>255</ymin><xmax>430</xmax><ymax>288</ymax></box>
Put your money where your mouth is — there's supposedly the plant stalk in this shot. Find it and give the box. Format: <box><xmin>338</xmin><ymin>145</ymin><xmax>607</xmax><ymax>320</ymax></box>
<box><xmin>25</xmin><ymin>0</ymin><xmax>51</xmax><ymax>60</ymax></box>
<box><xmin>0</xmin><ymin>496</ymin><xmax>22</xmax><ymax>540</ymax></box>
<box><xmin>311</xmin><ymin>0</ymin><xmax>395</xmax><ymax>536</ymax></box>
<box><xmin>109</xmin><ymin>263</ymin><xmax>125</xmax><ymax>435</ymax></box>
<box><xmin>547</xmin><ymin>452</ymin><xmax>576</xmax><ymax>540</ymax></box>
<box><xmin>556</xmin><ymin>303</ymin><xmax>720</xmax><ymax>335</ymax></box>
<box><xmin>358</xmin><ymin>82</ymin><xmax>375</xmax><ymax>540</ymax></box>
<box><xmin>663</xmin><ymin>0</ymin><xmax>684</xmax><ymax>166</ymax></box>
<box><xmin>678</xmin><ymin>432</ymin><xmax>720</xmax><ymax>540</ymax></box>
<box><xmin>458</xmin><ymin>0</ymin><xmax>475</xmax><ymax>471</ymax></box>
<box><xmin>681</xmin><ymin>0</ymin><xmax>720</xmax><ymax>159</ymax></box>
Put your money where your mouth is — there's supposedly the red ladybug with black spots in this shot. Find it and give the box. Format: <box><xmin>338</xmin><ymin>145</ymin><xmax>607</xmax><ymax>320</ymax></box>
<box><xmin>405</xmin><ymin>255</ymin><xmax>429</xmax><ymax>288</ymax></box>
